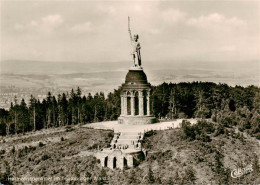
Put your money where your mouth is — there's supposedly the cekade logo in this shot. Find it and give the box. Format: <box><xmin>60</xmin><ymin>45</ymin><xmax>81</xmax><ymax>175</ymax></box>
<box><xmin>231</xmin><ymin>164</ymin><xmax>253</xmax><ymax>178</ymax></box>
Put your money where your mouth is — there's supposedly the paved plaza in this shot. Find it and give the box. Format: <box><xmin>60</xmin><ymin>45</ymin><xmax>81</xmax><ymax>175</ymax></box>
<box><xmin>83</xmin><ymin>119</ymin><xmax>198</xmax><ymax>133</ymax></box>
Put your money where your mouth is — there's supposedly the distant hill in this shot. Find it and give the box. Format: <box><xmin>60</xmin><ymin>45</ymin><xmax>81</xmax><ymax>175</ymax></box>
<box><xmin>0</xmin><ymin>60</ymin><xmax>259</xmax><ymax>92</ymax></box>
<box><xmin>0</xmin><ymin>60</ymin><xmax>129</xmax><ymax>75</ymax></box>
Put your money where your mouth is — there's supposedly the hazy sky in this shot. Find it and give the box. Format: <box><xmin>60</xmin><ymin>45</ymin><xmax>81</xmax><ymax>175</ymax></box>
<box><xmin>1</xmin><ymin>0</ymin><xmax>259</xmax><ymax>64</ymax></box>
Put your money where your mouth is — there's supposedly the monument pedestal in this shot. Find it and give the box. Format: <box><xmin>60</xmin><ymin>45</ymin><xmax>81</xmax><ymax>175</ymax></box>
<box><xmin>118</xmin><ymin>116</ymin><xmax>157</xmax><ymax>125</ymax></box>
<box><xmin>118</xmin><ymin>66</ymin><xmax>158</xmax><ymax>125</ymax></box>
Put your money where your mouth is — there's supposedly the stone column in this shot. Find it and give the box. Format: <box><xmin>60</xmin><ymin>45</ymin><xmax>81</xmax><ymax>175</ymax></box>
<box><xmin>118</xmin><ymin>156</ymin><xmax>124</xmax><ymax>170</ymax></box>
<box><xmin>108</xmin><ymin>156</ymin><xmax>114</xmax><ymax>169</ymax></box>
<box><xmin>131</xmin><ymin>92</ymin><xmax>135</xmax><ymax>116</ymax></box>
<box><xmin>100</xmin><ymin>157</ymin><xmax>105</xmax><ymax>167</ymax></box>
<box><xmin>147</xmin><ymin>90</ymin><xmax>150</xmax><ymax>116</ymax></box>
<box><xmin>139</xmin><ymin>91</ymin><xmax>144</xmax><ymax>116</ymax></box>
<box><xmin>120</xmin><ymin>95</ymin><xmax>124</xmax><ymax>115</ymax></box>
<box><xmin>127</xmin><ymin>155</ymin><xmax>133</xmax><ymax>167</ymax></box>
<box><xmin>124</xmin><ymin>93</ymin><xmax>127</xmax><ymax>115</ymax></box>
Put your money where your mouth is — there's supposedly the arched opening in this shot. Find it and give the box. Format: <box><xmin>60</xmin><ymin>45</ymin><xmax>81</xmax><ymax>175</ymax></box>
<box><xmin>127</xmin><ymin>91</ymin><xmax>131</xmax><ymax>115</ymax></box>
<box><xmin>113</xmin><ymin>157</ymin><xmax>117</xmax><ymax>169</ymax></box>
<box><xmin>134</xmin><ymin>91</ymin><xmax>139</xmax><ymax>115</ymax></box>
<box><xmin>104</xmin><ymin>156</ymin><xmax>108</xmax><ymax>167</ymax></box>
<box><xmin>124</xmin><ymin>157</ymin><xmax>127</xmax><ymax>167</ymax></box>
<box><xmin>143</xmin><ymin>90</ymin><xmax>147</xmax><ymax>115</ymax></box>
<box><xmin>138</xmin><ymin>151</ymin><xmax>146</xmax><ymax>161</ymax></box>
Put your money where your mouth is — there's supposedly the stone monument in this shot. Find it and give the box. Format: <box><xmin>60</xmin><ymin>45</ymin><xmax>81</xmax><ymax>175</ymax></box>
<box><xmin>96</xmin><ymin>18</ymin><xmax>157</xmax><ymax>170</ymax></box>
<box><xmin>128</xmin><ymin>16</ymin><xmax>142</xmax><ymax>67</ymax></box>
<box><xmin>118</xmin><ymin>17</ymin><xmax>156</xmax><ymax>125</ymax></box>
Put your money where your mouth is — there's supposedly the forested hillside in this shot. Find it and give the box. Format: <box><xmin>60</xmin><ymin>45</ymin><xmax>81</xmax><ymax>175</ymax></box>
<box><xmin>0</xmin><ymin>120</ymin><xmax>259</xmax><ymax>184</ymax></box>
<box><xmin>0</xmin><ymin>82</ymin><xmax>260</xmax><ymax>184</ymax></box>
<box><xmin>0</xmin><ymin>82</ymin><xmax>259</xmax><ymax>139</ymax></box>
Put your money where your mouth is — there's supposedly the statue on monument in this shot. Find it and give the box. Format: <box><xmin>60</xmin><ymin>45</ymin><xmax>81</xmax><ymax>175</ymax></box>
<box><xmin>128</xmin><ymin>17</ymin><xmax>141</xmax><ymax>67</ymax></box>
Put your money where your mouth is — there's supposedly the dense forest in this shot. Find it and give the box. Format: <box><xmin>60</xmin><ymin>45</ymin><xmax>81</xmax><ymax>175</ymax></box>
<box><xmin>0</xmin><ymin>82</ymin><xmax>259</xmax><ymax>139</ymax></box>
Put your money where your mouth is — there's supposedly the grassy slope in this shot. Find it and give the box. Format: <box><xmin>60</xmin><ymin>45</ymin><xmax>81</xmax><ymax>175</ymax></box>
<box><xmin>139</xmin><ymin>127</ymin><xmax>260</xmax><ymax>184</ymax></box>
<box><xmin>0</xmin><ymin>126</ymin><xmax>113</xmax><ymax>184</ymax></box>
<box><xmin>1</xmin><ymin>124</ymin><xmax>260</xmax><ymax>184</ymax></box>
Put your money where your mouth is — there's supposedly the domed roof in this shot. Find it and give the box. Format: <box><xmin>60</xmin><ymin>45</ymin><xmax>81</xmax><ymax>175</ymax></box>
<box><xmin>125</xmin><ymin>69</ymin><xmax>148</xmax><ymax>84</ymax></box>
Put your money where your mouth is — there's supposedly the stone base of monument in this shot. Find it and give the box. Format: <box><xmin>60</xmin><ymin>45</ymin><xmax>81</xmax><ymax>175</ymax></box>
<box><xmin>118</xmin><ymin>116</ymin><xmax>157</xmax><ymax>125</ymax></box>
<box><xmin>129</xmin><ymin>65</ymin><xmax>143</xmax><ymax>70</ymax></box>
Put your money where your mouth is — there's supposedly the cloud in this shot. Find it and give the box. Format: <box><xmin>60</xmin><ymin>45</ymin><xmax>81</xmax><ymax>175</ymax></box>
<box><xmin>41</xmin><ymin>14</ymin><xmax>64</xmax><ymax>27</ymax></box>
<box><xmin>29</xmin><ymin>20</ymin><xmax>38</xmax><ymax>27</ymax></box>
<box><xmin>3</xmin><ymin>1</ymin><xmax>258</xmax><ymax>63</ymax></box>
<box><xmin>97</xmin><ymin>5</ymin><xmax>116</xmax><ymax>15</ymax></box>
<box><xmin>219</xmin><ymin>45</ymin><xmax>237</xmax><ymax>52</ymax></box>
<box><xmin>147</xmin><ymin>28</ymin><xmax>161</xmax><ymax>34</ymax></box>
<box><xmin>186</xmin><ymin>13</ymin><xmax>245</xmax><ymax>28</ymax></box>
<box><xmin>14</xmin><ymin>23</ymin><xmax>24</xmax><ymax>30</ymax></box>
<box><xmin>70</xmin><ymin>22</ymin><xmax>93</xmax><ymax>34</ymax></box>
<box><xmin>14</xmin><ymin>14</ymin><xmax>64</xmax><ymax>34</ymax></box>
<box><xmin>161</xmin><ymin>9</ymin><xmax>186</xmax><ymax>24</ymax></box>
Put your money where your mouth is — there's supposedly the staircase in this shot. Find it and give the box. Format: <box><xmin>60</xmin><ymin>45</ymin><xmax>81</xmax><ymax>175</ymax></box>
<box><xmin>110</xmin><ymin>132</ymin><xmax>144</xmax><ymax>152</ymax></box>
<box><xmin>96</xmin><ymin>131</ymin><xmax>145</xmax><ymax>170</ymax></box>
